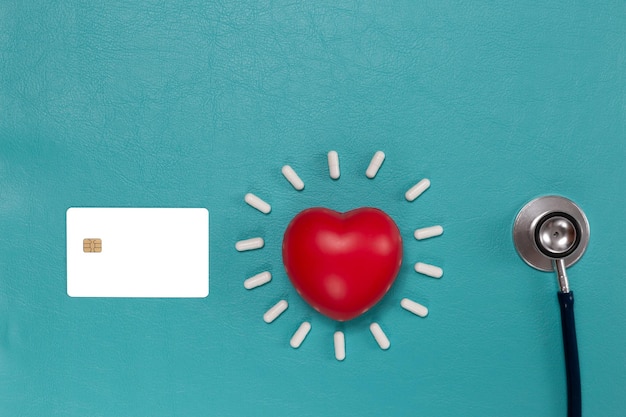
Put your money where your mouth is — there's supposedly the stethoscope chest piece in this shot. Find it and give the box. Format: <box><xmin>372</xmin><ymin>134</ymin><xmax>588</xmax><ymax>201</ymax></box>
<box><xmin>514</xmin><ymin>195</ymin><xmax>590</xmax><ymax>272</ymax></box>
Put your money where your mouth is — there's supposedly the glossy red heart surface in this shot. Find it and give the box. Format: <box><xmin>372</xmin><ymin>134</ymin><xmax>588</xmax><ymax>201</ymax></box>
<box><xmin>282</xmin><ymin>207</ymin><xmax>403</xmax><ymax>321</ymax></box>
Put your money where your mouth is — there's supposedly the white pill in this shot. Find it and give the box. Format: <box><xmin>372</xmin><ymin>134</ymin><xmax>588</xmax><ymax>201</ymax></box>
<box><xmin>366</xmin><ymin>151</ymin><xmax>385</xmax><ymax>179</ymax></box>
<box><xmin>334</xmin><ymin>331</ymin><xmax>346</xmax><ymax>361</ymax></box>
<box><xmin>414</xmin><ymin>225</ymin><xmax>444</xmax><ymax>240</ymax></box>
<box><xmin>369</xmin><ymin>323</ymin><xmax>390</xmax><ymax>350</ymax></box>
<box><xmin>405</xmin><ymin>179</ymin><xmax>431</xmax><ymax>201</ymax></box>
<box><xmin>263</xmin><ymin>300</ymin><xmax>288</xmax><ymax>323</ymax></box>
<box><xmin>244</xmin><ymin>193</ymin><xmax>271</xmax><ymax>214</ymax></box>
<box><xmin>401</xmin><ymin>298</ymin><xmax>429</xmax><ymax>317</ymax></box>
<box><xmin>244</xmin><ymin>271</ymin><xmax>272</xmax><ymax>289</ymax></box>
<box><xmin>290</xmin><ymin>322</ymin><xmax>312</xmax><ymax>349</ymax></box>
<box><xmin>281</xmin><ymin>165</ymin><xmax>304</xmax><ymax>191</ymax></box>
<box><xmin>414</xmin><ymin>262</ymin><xmax>443</xmax><ymax>278</ymax></box>
<box><xmin>328</xmin><ymin>151</ymin><xmax>340</xmax><ymax>179</ymax></box>
<box><xmin>235</xmin><ymin>237</ymin><xmax>264</xmax><ymax>252</ymax></box>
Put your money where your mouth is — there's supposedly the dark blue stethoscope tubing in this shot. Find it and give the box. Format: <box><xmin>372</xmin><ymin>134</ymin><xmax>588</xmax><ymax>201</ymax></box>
<box><xmin>557</xmin><ymin>291</ymin><xmax>581</xmax><ymax>417</ymax></box>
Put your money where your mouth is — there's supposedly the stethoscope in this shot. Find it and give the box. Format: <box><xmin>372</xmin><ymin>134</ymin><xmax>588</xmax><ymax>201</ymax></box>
<box><xmin>513</xmin><ymin>196</ymin><xmax>590</xmax><ymax>417</ymax></box>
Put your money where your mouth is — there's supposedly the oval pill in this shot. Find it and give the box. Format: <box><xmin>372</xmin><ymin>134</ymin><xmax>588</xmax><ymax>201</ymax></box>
<box><xmin>281</xmin><ymin>165</ymin><xmax>304</xmax><ymax>191</ymax></box>
<box><xmin>414</xmin><ymin>262</ymin><xmax>443</xmax><ymax>278</ymax></box>
<box><xmin>244</xmin><ymin>193</ymin><xmax>271</xmax><ymax>214</ymax></box>
<box><xmin>369</xmin><ymin>323</ymin><xmax>390</xmax><ymax>350</ymax></box>
<box><xmin>244</xmin><ymin>271</ymin><xmax>272</xmax><ymax>289</ymax></box>
<box><xmin>334</xmin><ymin>331</ymin><xmax>346</xmax><ymax>361</ymax></box>
<box><xmin>328</xmin><ymin>151</ymin><xmax>340</xmax><ymax>179</ymax></box>
<box><xmin>405</xmin><ymin>179</ymin><xmax>430</xmax><ymax>202</ymax></box>
<box><xmin>235</xmin><ymin>237</ymin><xmax>264</xmax><ymax>252</ymax></box>
<box><xmin>290</xmin><ymin>322</ymin><xmax>312</xmax><ymax>349</ymax></box>
<box><xmin>263</xmin><ymin>300</ymin><xmax>288</xmax><ymax>323</ymax></box>
<box><xmin>414</xmin><ymin>225</ymin><xmax>444</xmax><ymax>240</ymax></box>
<box><xmin>401</xmin><ymin>298</ymin><xmax>429</xmax><ymax>317</ymax></box>
<box><xmin>366</xmin><ymin>151</ymin><xmax>385</xmax><ymax>179</ymax></box>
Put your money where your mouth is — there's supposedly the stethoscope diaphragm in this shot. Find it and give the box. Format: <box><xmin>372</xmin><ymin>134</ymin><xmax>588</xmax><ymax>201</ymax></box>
<box><xmin>513</xmin><ymin>195</ymin><xmax>589</xmax><ymax>272</ymax></box>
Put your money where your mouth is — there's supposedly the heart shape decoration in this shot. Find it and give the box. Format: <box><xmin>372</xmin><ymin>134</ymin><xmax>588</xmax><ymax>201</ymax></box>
<box><xmin>282</xmin><ymin>207</ymin><xmax>403</xmax><ymax>321</ymax></box>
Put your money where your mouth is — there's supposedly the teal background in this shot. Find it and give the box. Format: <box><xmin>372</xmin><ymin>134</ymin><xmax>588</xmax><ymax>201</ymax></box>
<box><xmin>1</xmin><ymin>1</ymin><xmax>625</xmax><ymax>416</ymax></box>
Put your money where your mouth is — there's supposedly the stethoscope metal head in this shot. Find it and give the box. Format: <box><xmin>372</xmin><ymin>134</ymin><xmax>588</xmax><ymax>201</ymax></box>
<box><xmin>513</xmin><ymin>196</ymin><xmax>590</xmax><ymax>291</ymax></box>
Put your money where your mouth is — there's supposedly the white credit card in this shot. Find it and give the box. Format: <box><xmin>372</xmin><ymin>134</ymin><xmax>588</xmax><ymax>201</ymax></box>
<box><xmin>66</xmin><ymin>208</ymin><xmax>209</xmax><ymax>298</ymax></box>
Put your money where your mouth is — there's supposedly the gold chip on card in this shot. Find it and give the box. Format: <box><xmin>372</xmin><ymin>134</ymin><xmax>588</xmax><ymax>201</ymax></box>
<box><xmin>83</xmin><ymin>238</ymin><xmax>102</xmax><ymax>253</ymax></box>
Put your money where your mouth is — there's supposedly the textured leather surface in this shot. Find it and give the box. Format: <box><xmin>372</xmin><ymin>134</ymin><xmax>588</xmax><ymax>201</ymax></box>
<box><xmin>1</xmin><ymin>1</ymin><xmax>625</xmax><ymax>416</ymax></box>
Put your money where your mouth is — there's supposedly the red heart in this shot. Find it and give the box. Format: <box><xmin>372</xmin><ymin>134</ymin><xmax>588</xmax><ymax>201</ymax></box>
<box><xmin>282</xmin><ymin>207</ymin><xmax>403</xmax><ymax>321</ymax></box>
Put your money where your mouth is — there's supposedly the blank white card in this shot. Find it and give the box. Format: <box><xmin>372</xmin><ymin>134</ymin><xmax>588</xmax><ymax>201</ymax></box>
<box><xmin>67</xmin><ymin>208</ymin><xmax>209</xmax><ymax>298</ymax></box>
